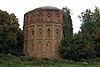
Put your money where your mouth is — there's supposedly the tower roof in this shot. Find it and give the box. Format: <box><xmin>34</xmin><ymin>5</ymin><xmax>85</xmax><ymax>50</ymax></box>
<box><xmin>25</xmin><ymin>6</ymin><xmax>61</xmax><ymax>15</ymax></box>
<box><xmin>34</xmin><ymin>6</ymin><xmax>60</xmax><ymax>10</ymax></box>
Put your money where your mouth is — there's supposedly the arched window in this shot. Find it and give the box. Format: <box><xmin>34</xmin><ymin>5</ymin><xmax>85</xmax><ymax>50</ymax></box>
<box><xmin>54</xmin><ymin>41</ymin><xmax>60</xmax><ymax>52</ymax></box>
<box><xmin>47</xmin><ymin>16</ymin><xmax>50</xmax><ymax>22</ymax></box>
<box><xmin>38</xmin><ymin>28</ymin><xmax>43</xmax><ymax>38</ymax></box>
<box><xmin>32</xmin><ymin>30</ymin><xmax>34</xmax><ymax>35</ymax></box>
<box><xmin>55</xmin><ymin>13</ymin><xmax>59</xmax><ymax>23</ymax></box>
<box><xmin>55</xmin><ymin>28</ymin><xmax>60</xmax><ymax>38</ymax></box>
<box><xmin>45</xmin><ymin>41</ymin><xmax>52</xmax><ymax>52</ymax></box>
<box><xmin>47</xmin><ymin>28</ymin><xmax>51</xmax><ymax>38</ymax></box>
<box><xmin>47</xmin><ymin>12</ymin><xmax>52</xmax><ymax>23</ymax></box>
<box><xmin>29</xmin><ymin>14</ymin><xmax>34</xmax><ymax>23</ymax></box>
<box><xmin>39</xmin><ymin>12</ymin><xmax>44</xmax><ymax>22</ymax></box>
<box><xmin>31</xmin><ymin>29</ymin><xmax>34</xmax><ymax>39</ymax></box>
<box><xmin>37</xmin><ymin>41</ymin><xmax>43</xmax><ymax>52</ymax></box>
<box><xmin>25</xmin><ymin>16</ymin><xmax>28</xmax><ymax>25</ymax></box>
<box><xmin>25</xmin><ymin>30</ymin><xmax>28</xmax><ymax>39</ymax></box>
<box><xmin>56</xmin><ymin>29</ymin><xmax>59</xmax><ymax>34</ymax></box>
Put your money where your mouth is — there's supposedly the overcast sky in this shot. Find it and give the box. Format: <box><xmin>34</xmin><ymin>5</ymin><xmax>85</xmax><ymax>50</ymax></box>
<box><xmin>0</xmin><ymin>0</ymin><xmax>100</xmax><ymax>33</ymax></box>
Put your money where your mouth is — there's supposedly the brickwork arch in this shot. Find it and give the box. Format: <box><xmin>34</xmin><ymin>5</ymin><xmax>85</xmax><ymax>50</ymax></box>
<box><xmin>37</xmin><ymin>41</ymin><xmax>43</xmax><ymax>52</ymax></box>
<box><xmin>37</xmin><ymin>27</ymin><xmax>43</xmax><ymax>38</ymax></box>
<box><xmin>55</xmin><ymin>28</ymin><xmax>61</xmax><ymax>39</ymax></box>
<box><xmin>54</xmin><ymin>41</ymin><xmax>60</xmax><ymax>52</ymax></box>
<box><xmin>45</xmin><ymin>41</ymin><xmax>52</xmax><ymax>52</ymax></box>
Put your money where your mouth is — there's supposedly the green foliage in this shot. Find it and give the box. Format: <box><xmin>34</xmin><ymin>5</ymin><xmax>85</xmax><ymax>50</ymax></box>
<box><xmin>79</xmin><ymin>9</ymin><xmax>94</xmax><ymax>34</ymax></box>
<box><xmin>79</xmin><ymin>7</ymin><xmax>100</xmax><ymax>58</ymax></box>
<box><xmin>60</xmin><ymin>32</ymin><xmax>95</xmax><ymax>61</ymax></box>
<box><xmin>0</xmin><ymin>54</ymin><xmax>75</xmax><ymax>66</ymax></box>
<box><xmin>59</xmin><ymin>7</ymin><xmax>73</xmax><ymax>59</ymax></box>
<box><xmin>0</xmin><ymin>9</ymin><xmax>22</xmax><ymax>56</ymax></box>
<box><xmin>0</xmin><ymin>54</ymin><xmax>100</xmax><ymax>67</ymax></box>
<box><xmin>60</xmin><ymin>7</ymin><xmax>100</xmax><ymax>61</ymax></box>
<box><xmin>72</xmin><ymin>33</ymin><xmax>95</xmax><ymax>61</ymax></box>
<box><xmin>62</xmin><ymin>7</ymin><xmax>73</xmax><ymax>38</ymax></box>
<box><xmin>79</xmin><ymin>7</ymin><xmax>100</xmax><ymax>34</ymax></box>
<box><xmin>92</xmin><ymin>28</ymin><xmax>100</xmax><ymax>57</ymax></box>
<box><xmin>0</xmin><ymin>10</ymin><xmax>19</xmax><ymax>26</ymax></box>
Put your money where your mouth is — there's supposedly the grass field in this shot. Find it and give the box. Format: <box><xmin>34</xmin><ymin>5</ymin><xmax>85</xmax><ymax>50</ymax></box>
<box><xmin>0</xmin><ymin>54</ymin><xmax>100</xmax><ymax>67</ymax></box>
<box><xmin>0</xmin><ymin>63</ymin><xmax>100</xmax><ymax>67</ymax></box>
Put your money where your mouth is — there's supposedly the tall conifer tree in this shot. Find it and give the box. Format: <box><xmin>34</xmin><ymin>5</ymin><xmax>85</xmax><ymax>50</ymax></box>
<box><xmin>59</xmin><ymin>7</ymin><xmax>73</xmax><ymax>59</ymax></box>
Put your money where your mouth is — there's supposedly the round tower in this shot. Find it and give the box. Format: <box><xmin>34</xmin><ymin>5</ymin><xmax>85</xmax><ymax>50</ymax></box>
<box><xmin>23</xmin><ymin>6</ymin><xmax>63</xmax><ymax>58</ymax></box>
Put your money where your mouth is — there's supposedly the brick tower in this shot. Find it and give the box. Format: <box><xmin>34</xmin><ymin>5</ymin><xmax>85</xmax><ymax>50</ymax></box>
<box><xmin>23</xmin><ymin>6</ymin><xmax>63</xmax><ymax>58</ymax></box>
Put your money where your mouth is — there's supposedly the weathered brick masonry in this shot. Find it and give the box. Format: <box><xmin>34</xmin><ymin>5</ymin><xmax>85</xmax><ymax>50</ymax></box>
<box><xmin>23</xmin><ymin>6</ymin><xmax>63</xmax><ymax>58</ymax></box>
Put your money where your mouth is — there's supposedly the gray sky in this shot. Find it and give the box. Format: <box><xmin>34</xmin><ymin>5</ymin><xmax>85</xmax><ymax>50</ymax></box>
<box><xmin>0</xmin><ymin>0</ymin><xmax>100</xmax><ymax>33</ymax></box>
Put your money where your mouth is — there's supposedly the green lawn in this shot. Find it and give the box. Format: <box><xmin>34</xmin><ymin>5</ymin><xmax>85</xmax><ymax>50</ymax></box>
<box><xmin>33</xmin><ymin>64</ymin><xmax>100</xmax><ymax>67</ymax></box>
<box><xmin>0</xmin><ymin>64</ymin><xmax>100</xmax><ymax>67</ymax></box>
<box><xmin>0</xmin><ymin>54</ymin><xmax>100</xmax><ymax>67</ymax></box>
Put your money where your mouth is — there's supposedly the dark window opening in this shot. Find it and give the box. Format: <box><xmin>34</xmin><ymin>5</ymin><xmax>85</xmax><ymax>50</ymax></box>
<box><xmin>47</xmin><ymin>28</ymin><xmax>50</xmax><ymax>38</ymax></box>
<box><xmin>47</xmin><ymin>44</ymin><xmax>48</xmax><ymax>46</ymax></box>
<box><xmin>56</xmin><ymin>29</ymin><xmax>59</xmax><ymax>34</ymax></box>
<box><xmin>32</xmin><ymin>30</ymin><xmax>34</xmax><ymax>35</ymax></box>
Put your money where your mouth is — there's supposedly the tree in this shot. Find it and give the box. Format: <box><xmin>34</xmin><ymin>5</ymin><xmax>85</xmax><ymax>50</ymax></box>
<box><xmin>72</xmin><ymin>32</ymin><xmax>95</xmax><ymax>61</ymax></box>
<box><xmin>59</xmin><ymin>7</ymin><xmax>73</xmax><ymax>59</ymax></box>
<box><xmin>92</xmin><ymin>28</ymin><xmax>100</xmax><ymax>57</ymax></box>
<box><xmin>79</xmin><ymin>9</ymin><xmax>94</xmax><ymax>34</ymax></box>
<box><xmin>79</xmin><ymin>7</ymin><xmax>100</xmax><ymax>58</ymax></box>
<box><xmin>0</xmin><ymin>10</ymin><xmax>22</xmax><ymax>56</ymax></box>
<box><xmin>79</xmin><ymin>7</ymin><xmax>100</xmax><ymax>34</ymax></box>
<box><xmin>62</xmin><ymin>7</ymin><xmax>73</xmax><ymax>38</ymax></box>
